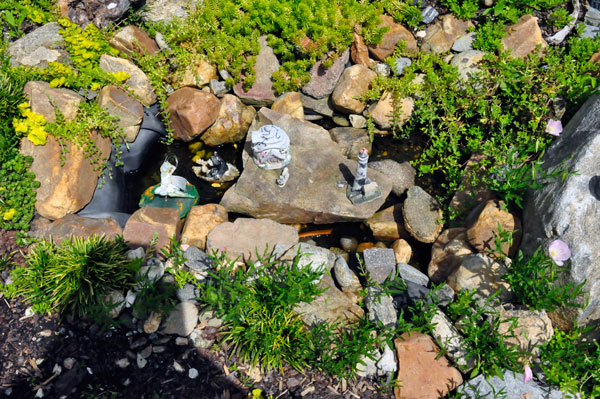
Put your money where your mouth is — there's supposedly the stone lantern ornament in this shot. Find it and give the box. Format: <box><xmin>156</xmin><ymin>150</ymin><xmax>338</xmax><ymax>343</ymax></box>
<box><xmin>347</xmin><ymin>148</ymin><xmax>382</xmax><ymax>204</ymax></box>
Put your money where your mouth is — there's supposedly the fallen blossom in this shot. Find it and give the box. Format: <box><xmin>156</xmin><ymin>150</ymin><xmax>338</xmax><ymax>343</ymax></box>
<box><xmin>546</xmin><ymin>119</ymin><xmax>563</xmax><ymax>136</ymax></box>
<box><xmin>524</xmin><ymin>364</ymin><xmax>533</xmax><ymax>383</ymax></box>
<box><xmin>549</xmin><ymin>239</ymin><xmax>571</xmax><ymax>266</ymax></box>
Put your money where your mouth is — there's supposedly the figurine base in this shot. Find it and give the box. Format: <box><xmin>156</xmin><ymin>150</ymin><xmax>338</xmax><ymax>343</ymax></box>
<box><xmin>347</xmin><ymin>183</ymin><xmax>382</xmax><ymax>205</ymax></box>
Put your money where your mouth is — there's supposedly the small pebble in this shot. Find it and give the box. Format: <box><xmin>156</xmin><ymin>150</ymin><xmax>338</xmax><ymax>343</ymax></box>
<box><xmin>63</xmin><ymin>358</ymin><xmax>75</xmax><ymax>370</ymax></box>
<box><xmin>173</xmin><ymin>360</ymin><xmax>185</xmax><ymax>372</ymax></box>
<box><xmin>189</xmin><ymin>368</ymin><xmax>199</xmax><ymax>379</ymax></box>
<box><xmin>340</xmin><ymin>237</ymin><xmax>358</xmax><ymax>252</ymax></box>
<box><xmin>175</xmin><ymin>337</ymin><xmax>189</xmax><ymax>346</ymax></box>
<box><xmin>116</xmin><ymin>358</ymin><xmax>130</xmax><ymax>368</ymax></box>
<box><xmin>136</xmin><ymin>353</ymin><xmax>147</xmax><ymax>369</ymax></box>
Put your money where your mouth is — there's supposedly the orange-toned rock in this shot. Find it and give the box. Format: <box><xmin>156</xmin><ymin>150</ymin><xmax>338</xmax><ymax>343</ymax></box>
<box><xmin>357</xmin><ymin>242</ymin><xmax>375</xmax><ymax>252</ymax></box>
<box><xmin>123</xmin><ymin>207</ymin><xmax>183</xmax><ymax>256</ymax></box>
<box><xmin>351</xmin><ymin>30</ymin><xmax>371</xmax><ymax>66</ymax></box>
<box><xmin>502</xmin><ymin>14</ymin><xmax>547</xmax><ymax>58</ymax></box>
<box><xmin>366</xmin><ymin>205</ymin><xmax>408</xmax><ymax>241</ymax></box>
<box><xmin>422</xmin><ymin>14</ymin><xmax>473</xmax><ymax>54</ymax></box>
<box><xmin>178</xmin><ymin>57</ymin><xmax>218</xmax><ymax>89</ymax></box>
<box><xmin>20</xmin><ymin>134</ymin><xmax>110</xmax><ymax>220</ymax></box>
<box><xmin>368</xmin><ymin>15</ymin><xmax>417</xmax><ymax>61</ymax></box>
<box><xmin>466</xmin><ymin>200</ymin><xmax>521</xmax><ymax>257</ymax></box>
<box><xmin>181</xmin><ymin>204</ymin><xmax>228</xmax><ymax>250</ymax></box>
<box><xmin>394</xmin><ymin>332</ymin><xmax>463</xmax><ymax>399</ymax></box>
<box><xmin>391</xmin><ymin>239</ymin><xmax>412</xmax><ymax>264</ymax></box>
<box><xmin>271</xmin><ymin>92</ymin><xmax>304</xmax><ymax>120</ymax></box>
<box><xmin>368</xmin><ymin>91</ymin><xmax>413</xmax><ymax>130</ymax></box>
<box><xmin>109</xmin><ymin>25</ymin><xmax>160</xmax><ymax>55</ymax></box>
<box><xmin>24</xmin><ymin>81</ymin><xmax>83</xmax><ymax>123</ymax></box>
<box><xmin>331</xmin><ymin>65</ymin><xmax>377</xmax><ymax>114</ymax></box>
<box><xmin>202</xmin><ymin>94</ymin><xmax>255</xmax><ymax>146</ymax></box>
<box><xmin>167</xmin><ymin>87</ymin><xmax>220</xmax><ymax>142</ymax></box>
<box><xmin>590</xmin><ymin>52</ymin><xmax>600</xmax><ymax>64</ymax></box>
<box><xmin>428</xmin><ymin>228</ymin><xmax>474</xmax><ymax>284</ymax></box>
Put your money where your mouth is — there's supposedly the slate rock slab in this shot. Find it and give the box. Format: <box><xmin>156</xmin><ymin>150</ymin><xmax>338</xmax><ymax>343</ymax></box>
<box><xmin>220</xmin><ymin>108</ymin><xmax>392</xmax><ymax>224</ymax></box>
<box><xmin>8</xmin><ymin>23</ymin><xmax>69</xmax><ymax>68</ymax></box>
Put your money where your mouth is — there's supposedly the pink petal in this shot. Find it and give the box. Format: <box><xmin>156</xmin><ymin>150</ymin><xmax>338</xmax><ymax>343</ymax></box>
<box><xmin>181</xmin><ymin>244</ymin><xmax>190</xmax><ymax>251</ymax></box>
<box><xmin>545</xmin><ymin>119</ymin><xmax>563</xmax><ymax>137</ymax></box>
<box><xmin>524</xmin><ymin>365</ymin><xmax>533</xmax><ymax>383</ymax></box>
<box><xmin>549</xmin><ymin>239</ymin><xmax>571</xmax><ymax>264</ymax></box>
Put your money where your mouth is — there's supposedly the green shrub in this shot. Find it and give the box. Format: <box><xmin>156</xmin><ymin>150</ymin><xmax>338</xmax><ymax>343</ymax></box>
<box><xmin>540</xmin><ymin>327</ymin><xmax>600</xmax><ymax>397</ymax></box>
<box><xmin>2</xmin><ymin>235</ymin><xmax>141</xmax><ymax>316</ymax></box>
<box><xmin>504</xmin><ymin>247</ymin><xmax>585</xmax><ymax>312</ymax></box>
<box><xmin>446</xmin><ymin>290</ymin><xmax>524</xmax><ymax>378</ymax></box>
<box><xmin>154</xmin><ymin>0</ymin><xmax>386</xmax><ymax>93</ymax></box>
<box><xmin>548</xmin><ymin>8</ymin><xmax>574</xmax><ymax>30</ymax></box>
<box><xmin>200</xmin><ymin>250</ymin><xmax>384</xmax><ymax>377</ymax></box>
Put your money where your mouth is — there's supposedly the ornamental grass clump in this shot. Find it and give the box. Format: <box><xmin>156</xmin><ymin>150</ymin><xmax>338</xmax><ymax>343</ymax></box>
<box><xmin>2</xmin><ymin>235</ymin><xmax>141</xmax><ymax>317</ymax></box>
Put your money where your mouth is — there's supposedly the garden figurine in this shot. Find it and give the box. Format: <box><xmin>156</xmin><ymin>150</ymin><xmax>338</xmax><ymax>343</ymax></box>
<box><xmin>251</xmin><ymin>124</ymin><xmax>292</xmax><ymax>170</ymax></box>
<box><xmin>347</xmin><ymin>148</ymin><xmax>381</xmax><ymax>204</ymax></box>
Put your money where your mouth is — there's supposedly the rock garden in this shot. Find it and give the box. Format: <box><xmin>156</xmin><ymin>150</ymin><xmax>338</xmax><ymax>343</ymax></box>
<box><xmin>1</xmin><ymin>0</ymin><xmax>600</xmax><ymax>398</ymax></box>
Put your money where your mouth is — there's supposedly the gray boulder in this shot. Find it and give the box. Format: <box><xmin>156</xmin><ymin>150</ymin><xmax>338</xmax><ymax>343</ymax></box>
<box><xmin>521</xmin><ymin>94</ymin><xmax>600</xmax><ymax>331</ymax></box>
<box><xmin>8</xmin><ymin>23</ymin><xmax>69</xmax><ymax>69</ymax></box>
<box><xmin>459</xmin><ymin>369</ymin><xmax>579</xmax><ymax>398</ymax></box>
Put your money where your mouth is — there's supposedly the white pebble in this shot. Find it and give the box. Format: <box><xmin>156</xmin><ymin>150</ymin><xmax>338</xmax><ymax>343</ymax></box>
<box><xmin>188</xmin><ymin>368</ymin><xmax>199</xmax><ymax>379</ymax></box>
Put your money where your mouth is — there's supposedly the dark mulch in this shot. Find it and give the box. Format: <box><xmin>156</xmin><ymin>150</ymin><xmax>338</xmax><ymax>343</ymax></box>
<box><xmin>0</xmin><ymin>231</ymin><xmax>393</xmax><ymax>399</ymax></box>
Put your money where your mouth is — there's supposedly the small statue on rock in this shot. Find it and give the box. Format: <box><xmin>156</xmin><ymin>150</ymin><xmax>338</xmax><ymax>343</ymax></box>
<box><xmin>251</xmin><ymin>124</ymin><xmax>291</xmax><ymax>170</ymax></box>
<box><xmin>347</xmin><ymin>148</ymin><xmax>381</xmax><ymax>204</ymax></box>
<box><xmin>276</xmin><ymin>167</ymin><xmax>289</xmax><ymax>187</ymax></box>
<box><xmin>192</xmin><ymin>152</ymin><xmax>240</xmax><ymax>183</ymax></box>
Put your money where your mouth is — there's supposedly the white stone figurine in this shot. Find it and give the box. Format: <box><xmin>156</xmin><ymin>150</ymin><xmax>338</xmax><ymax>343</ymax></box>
<box><xmin>276</xmin><ymin>167</ymin><xmax>289</xmax><ymax>187</ymax></box>
<box><xmin>154</xmin><ymin>155</ymin><xmax>194</xmax><ymax>198</ymax></box>
<box><xmin>251</xmin><ymin>124</ymin><xmax>292</xmax><ymax>170</ymax></box>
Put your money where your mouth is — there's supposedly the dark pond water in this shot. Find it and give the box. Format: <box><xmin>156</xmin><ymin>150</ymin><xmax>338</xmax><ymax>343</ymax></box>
<box><xmin>124</xmin><ymin>126</ymin><xmax>438</xmax><ymax>270</ymax></box>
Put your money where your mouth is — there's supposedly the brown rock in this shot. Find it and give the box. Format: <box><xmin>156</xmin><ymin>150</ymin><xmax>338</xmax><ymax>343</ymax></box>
<box><xmin>302</xmin><ymin>48</ymin><xmax>350</xmax><ymax>99</ymax></box>
<box><xmin>394</xmin><ymin>332</ymin><xmax>463</xmax><ymax>399</ymax></box>
<box><xmin>351</xmin><ymin>30</ymin><xmax>371</xmax><ymax>66</ymax></box>
<box><xmin>368</xmin><ymin>91</ymin><xmax>413</xmax><ymax>130</ymax></box>
<box><xmin>20</xmin><ymin>134</ymin><xmax>110</xmax><ymax>220</ymax></box>
<box><xmin>466</xmin><ymin>200</ymin><xmax>521</xmax><ymax>257</ymax></box>
<box><xmin>233</xmin><ymin>36</ymin><xmax>280</xmax><ymax>106</ymax></box>
<box><xmin>497</xmin><ymin>309</ymin><xmax>553</xmax><ymax>358</ymax></box>
<box><xmin>422</xmin><ymin>14</ymin><xmax>473</xmax><ymax>54</ymax></box>
<box><xmin>391</xmin><ymin>239</ymin><xmax>412</xmax><ymax>264</ymax></box>
<box><xmin>206</xmin><ymin>218</ymin><xmax>299</xmax><ymax>261</ymax></box>
<box><xmin>357</xmin><ymin>242</ymin><xmax>375</xmax><ymax>252</ymax></box>
<box><xmin>181</xmin><ymin>204</ymin><xmax>228</xmax><ymax>250</ymax></box>
<box><xmin>271</xmin><ymin>92</ymin><xmax>304</xmax><ymax>119</ymax></box>
<box><xmin>30</xmin><ymin>214</ymin><xmax>122</xmax><ymax>244</ymax></box>
<box><xmin>123</xmin><ymin>207</ymin><xmax>183</xmax><ymax>256</ymax></box>
<box><xmin>502</xmin><ymin>14</ymin><xmax>547</xmax><ymax>59</ymax></box>
<box><xmin>24</xmin><ymin>81</ymin><xmax>83</xmax><ymax>123</ymax></box>
<box><xmin>294</xmin><ymin>272</ymin><xmax>364</xmax><ymax>325</ymax></box>
<box><xmin>368</xmin><ymin>15</ymin><xmax>417</xmax><ymax>61</ymax></box>
<box><xmin>178</xmin><ymin>58</ymin><xmax>218</xmax><ymax>89</ymax></box>
<box><xmin>167</xmin><ymin>87</ymin><xmax>220</xmax><ymax>142</ymax></box>
<box><xmin>328</xmin><ymin>127</ymin><xmax>371</xmax><ymax>160</ymax></box>
<box><xmin>97</xmin><ymin>85</ymin><xmax>143</xmax><ymax>142</ymax></box>
<box><xmin>448</xmin><ymin>253</ymin><xmax>510</xmax><ymax>299</ymax></box>
<box><xmin>591</xmin><ymin>53</ymin><xmax>600</xmax><ymax>64</ymax></box>
<box><xmin>201</xmin><ymin>94</ymin><xmax>255</xmax><ymax>146</ymax></box>
<box><xmin>428</xmin><ymin>228</ymin><xmax>474</xmax><ymax>284</ymax></box>
<box><xmin>402</xmin><ymin>186</ymin><xmax>444</xmax><ymax>243</ymax></box>
<box><xmin>331</xmin><ymin>65</ymin><xmax>377</xmax><ymax>114</ymax></box>
<box><xmin>366</xmin><ymin>205</ymin><xmax>408</xmax><ymax>241</ymax></box>
<box><xmin>57</xmin><ymin>0</ymin><xmax>69</xmax><ymax>17</ymax></box>
<box><xmin>109</xmin><ymin>25</ymin><xmax>160</xmax><ymax>56</ymax></box>
<box><xmin>99</xmin><ymin>54</ymin><xmax>157</xmax><ymax>106</ymax></box>
<box><xmin>220</xmin><ymin>108</ymin><xmax>392</xmax><ymax>224</ymax></box>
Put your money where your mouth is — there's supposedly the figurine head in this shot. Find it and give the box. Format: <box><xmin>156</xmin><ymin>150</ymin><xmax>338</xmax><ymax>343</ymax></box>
<box><xmin>251</xmin><ymin>124</ymin><xmax>292</xmax><ymax>170</ymax></box>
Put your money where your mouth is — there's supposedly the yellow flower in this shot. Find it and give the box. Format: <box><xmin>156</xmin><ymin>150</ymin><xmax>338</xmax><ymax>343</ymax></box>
<box><xmin>112</xmin><ymin>71</ymin><xmax>130</xmax><ymax>82</ymax></box>
<box><xmin>17</xmin><ymin>102</ymin><xmax>30</xmax><ymax>110</ymax></box>
<box><xmin>3</xmin><ymin>208</ymin><xmax>17</xmax><ymax>221</ymax></box>
<box><xmin>50</xmin><ymin>76</ymin><xmax>66</xmax><ymax>88</ymax></box>
<box><xmin>13</xmin><ymin>119</ymin><xmax>28</xmax><ymax>134</ymax></box>
<box><xmin>90</xmin><ymin>82</ymin><xmax>101</xmax><ymax>91</ymax></box>
<box><xmin>27</xmin><ymin>126</ymin><xmax>48</xmax><ymax>146</ymax></box>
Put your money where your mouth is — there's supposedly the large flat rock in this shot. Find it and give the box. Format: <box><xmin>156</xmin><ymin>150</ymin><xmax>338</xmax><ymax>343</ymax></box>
<box><xmin>220</xmin><ymin>108</ymin><xmax>392</xmax><ymax>224</ymax></box>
